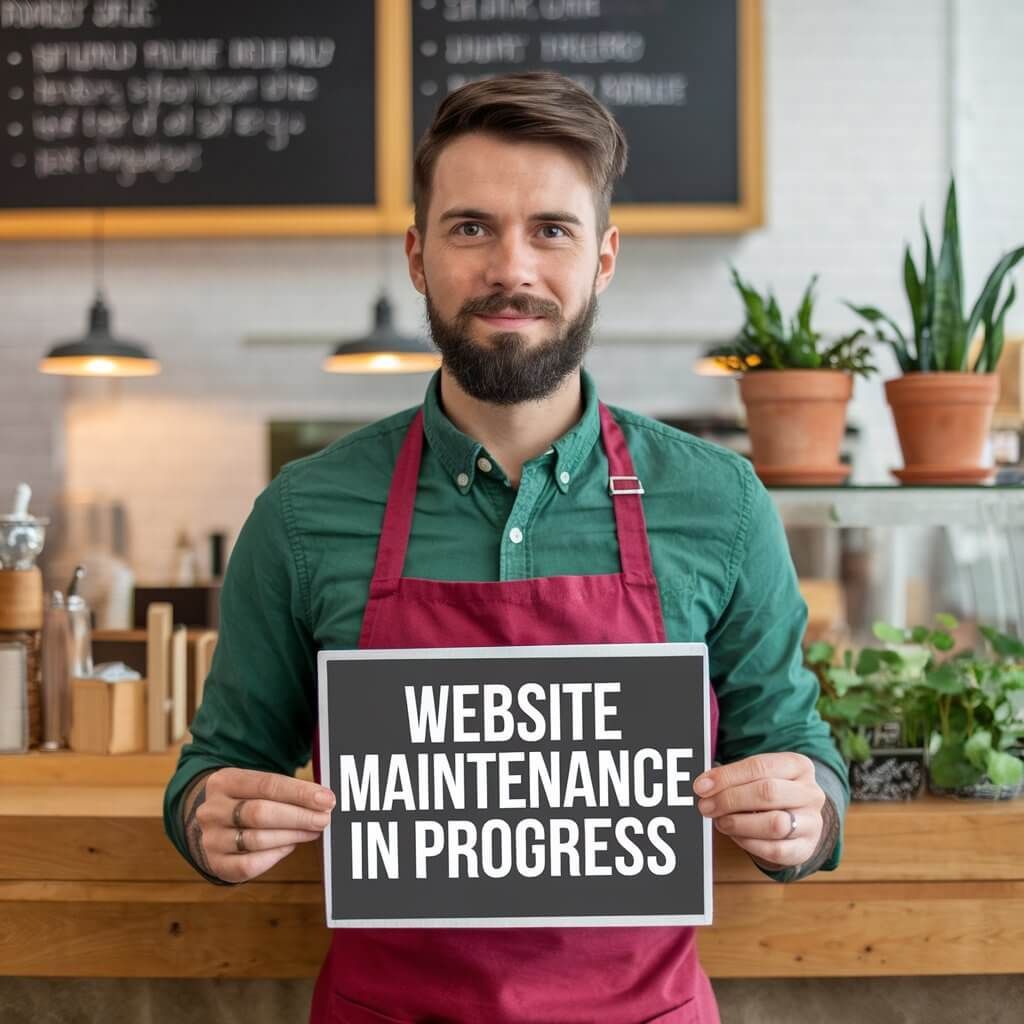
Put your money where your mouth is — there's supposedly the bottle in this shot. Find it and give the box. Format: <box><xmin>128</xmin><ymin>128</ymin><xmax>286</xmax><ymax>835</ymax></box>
<box><xmin>40</xmin><ymin>590</ymin><xmax>72</xmax><ymax>751</ymax></box>
<box><xmin>208</xmin><ymin>531</ymin><xmax>226</xmax><ymax>581</ymax></box>
<box><xmin>66</xmin><ymin>565</ymin><xmax>95</xmax><ymax>679</ymax></box>
<box><xmin>67</xmin><ymin>595</ymin><xmax>94</xmax><ymax>679</ymax></box>
<box><xmin>103</xmin><ymin>560</ymin><xmax>135</xmax><ymax>630</ymax></box>
<box><xmin>172</xmin><ymin>528</ymin><xmax>197</xmax><ymax>586</ymax></box>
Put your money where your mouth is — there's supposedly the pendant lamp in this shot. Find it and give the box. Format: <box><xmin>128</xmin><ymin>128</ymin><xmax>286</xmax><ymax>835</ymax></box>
<box><xmin>323</xmin><ymin>235</ymin><xmax>439</xmax><ymax>375</ymax></box>
<box><xmin>323</xmin><ymin>292</ymin><xmax>441</xmax><ymax>374</ymax></box>
<box><xmin>38</xmin><ymin>211</ymin><xmax>161</xmax><ymax>378</ymax></box>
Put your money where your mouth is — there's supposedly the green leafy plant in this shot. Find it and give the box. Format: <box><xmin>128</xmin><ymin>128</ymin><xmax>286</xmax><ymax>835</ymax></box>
<box><xmin>846</xmin><ymin>178</ymin><xmax>1024</xmax><ymax>373</ymax></box>
<box><xmin>807</xmin><ymin>627</ymin><xmax>931</xmax><ymax>763</ymax></box>
<box><xmin>808</xmin><ymin>614</ymin><xmax>1024</xmax><ymax>790</ymax></box>
<box><xmin>920</xmin><ymin>622</ymin><xmax>1024</xmax><ymax>790</ymax></box>
<box><xmin>709</xmin><ymin>268</ymin><xmax>876</xmax><ymax>376</ymax></box>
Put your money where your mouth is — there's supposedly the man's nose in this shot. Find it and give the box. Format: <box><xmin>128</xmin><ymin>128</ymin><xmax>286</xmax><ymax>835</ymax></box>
<box><xmin>482</xmin><ymin>231</ymin><xmax>537</xmax><ymax>292</ymax></box>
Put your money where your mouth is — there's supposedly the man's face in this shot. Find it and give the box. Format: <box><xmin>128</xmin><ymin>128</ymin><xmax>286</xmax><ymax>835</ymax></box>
<box><xmin>406</xmin><ymin>132</ymin><xmax>619</xmax><ymax>405</ymax></box>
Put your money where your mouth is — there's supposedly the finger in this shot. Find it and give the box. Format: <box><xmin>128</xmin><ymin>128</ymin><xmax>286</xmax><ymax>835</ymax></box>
<box><xmin>714</xmin><ymin>809</ymin><xmax>806</xmax><ymax>842</ymax></box>
<box><xmin>203</xmin><ymin>796</ymin><xmax>331</xmax><ymax>833</ymax></box>
<box><xmin>697</xmin><ymin>777</ymin><xmax>818</xmax><ymax>817</ymax></box>
<box><xmin>211</xmin><ymin>767</ymin><xmax>336</xmax><ymax>811</ymax></box>
<box><xmin>209</xmin><ymin>828</ymin><xmax>324</xmax><ymax>855</ymax></box>
<box><xmin>693</xmin><ymin>753</ymin><xmax>815</xmax><ymax>798</ymax></box>
<box><xmin>213</xmin><ymin>844</ymin><xmax>297</xmax><ymax>884</ymax></box>
<box><xmin>731</xmin><ymin>836</ymin><xmax>815</xmax><ymax>869</ymax></box>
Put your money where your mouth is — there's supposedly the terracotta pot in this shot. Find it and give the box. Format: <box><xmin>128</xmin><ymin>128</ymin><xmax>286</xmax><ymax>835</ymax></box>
<box><xmin>738</xmin><ymin>370</ymin><xmax>853</xmax><ymax>485</ymax></box>
<box><xmin>885</xmin><ymin>372</ymin><xmax>999</xmax><ymax>484</ymax></box>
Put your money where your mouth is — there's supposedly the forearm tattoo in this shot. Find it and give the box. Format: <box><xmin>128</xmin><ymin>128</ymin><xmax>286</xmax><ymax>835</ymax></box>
<box><xmin>183</xmin><ymin>778</ymin><xmax>214</xmax><ymax>877</ymax></box>
<box><xmin>814</xmin><ymin>795</ymin><xmax>841</xmax><ymax>867</ymax></box>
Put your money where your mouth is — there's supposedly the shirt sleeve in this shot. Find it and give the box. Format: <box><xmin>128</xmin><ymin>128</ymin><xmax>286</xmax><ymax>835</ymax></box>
<box><xmin>162</xmin><ymin>471</ymin><xmax>316</xmax><ymax>875</ymax></box>
<box><xmin>707</xmin><ymin>462</ymin><xmax>850</xmax><ymax>876</ymax></box>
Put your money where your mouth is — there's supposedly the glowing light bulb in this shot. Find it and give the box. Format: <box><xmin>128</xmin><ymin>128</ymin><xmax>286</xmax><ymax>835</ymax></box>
<box><xmin>84</xmin><ymin>357</ymin><xmax>117</xmax><ymax>375</ymax></box>
<box><xmin>369</xmin><ymin>353</ymin><xmax>401</xmax><ymax>371</ymax></box>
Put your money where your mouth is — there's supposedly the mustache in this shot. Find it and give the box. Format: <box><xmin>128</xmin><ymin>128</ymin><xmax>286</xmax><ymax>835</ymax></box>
<box><xmin>459</xmin><ymin>293</ymin><xmax>561</xmax><ymax>319</ymax></box>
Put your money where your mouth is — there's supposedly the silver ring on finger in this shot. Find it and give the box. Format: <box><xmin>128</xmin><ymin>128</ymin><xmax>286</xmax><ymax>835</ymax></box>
<box><xmin>235</xmin><ymin>828</ymin><xmax>248</xmax><ymax>853</ymax></box>
<box><xmin>784</xmin><ymin>809</ymin><xmax>797</xmax><ymax>839</ymax></box>
<box><xmin>232</xmin><ymin>799</ymin><xmax>248</xmax><ymax>829</ymax></box>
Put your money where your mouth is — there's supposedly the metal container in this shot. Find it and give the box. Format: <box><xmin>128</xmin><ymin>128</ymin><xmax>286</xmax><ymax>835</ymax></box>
<box><xmin>0</xmin><ymin>515</ymin><xmax>49</xmax><ymax>571</ymax></box>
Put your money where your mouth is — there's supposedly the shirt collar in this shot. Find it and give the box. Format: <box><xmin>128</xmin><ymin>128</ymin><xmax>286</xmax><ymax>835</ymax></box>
<box><xmin>421</xmin><ymin>369</ymin><xmax>601</xmax><ymax>495</ymax></box>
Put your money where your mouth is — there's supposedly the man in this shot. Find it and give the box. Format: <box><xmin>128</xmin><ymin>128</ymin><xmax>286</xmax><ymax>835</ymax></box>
<box><xmin>165</xmin><ymin>71</ymin><xmax>846</xmax><ymax>1024</ymax></box>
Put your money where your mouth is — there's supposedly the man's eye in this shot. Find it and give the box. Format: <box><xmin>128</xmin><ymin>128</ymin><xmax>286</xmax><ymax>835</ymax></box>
<box><xmin>454</xmin><ymin>222</ymin><xmax>484</xmax><ymax>237</ymax></box>
<box><xmin>540</xmin><ymin>225</ymin><xmax>568</xmax><ymax>239</ymax></box>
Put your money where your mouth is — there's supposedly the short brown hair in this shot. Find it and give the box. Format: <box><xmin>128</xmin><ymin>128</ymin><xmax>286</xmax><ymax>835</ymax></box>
<box><xmin>412</xmin><ymin>71</ymin><xmax>628</xmax><ymax>238</ymax></box>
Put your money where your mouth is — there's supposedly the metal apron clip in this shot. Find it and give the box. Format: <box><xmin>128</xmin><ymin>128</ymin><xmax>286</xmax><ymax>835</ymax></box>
<box><xmin>609</xmin><ymin>475</ymin><xmax>645</xmax><ymax>495</ymax></box>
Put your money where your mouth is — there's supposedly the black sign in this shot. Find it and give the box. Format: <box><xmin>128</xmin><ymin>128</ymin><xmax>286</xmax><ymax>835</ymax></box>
<box><xmin>411</xmin><ymin>0</ymin><xmax>740</xmax><ymax>204</ymax></box>
<box><xmin>0</xmin><ymin>0</ymin><xmax>375</xmax><ymax>207</ymax></box>
<box><xmin>317</xmin><ymin>643</ymin><xmax>711</xmax><ymax>928</ymax></box>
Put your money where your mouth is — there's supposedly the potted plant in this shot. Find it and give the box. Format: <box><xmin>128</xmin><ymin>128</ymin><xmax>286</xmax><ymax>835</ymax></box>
<box><xmin>915</xmin><ymin>620</ymin><xmax>1024</xmax><ymax>799</ymax></box>
<box><xmin>710</xmin><ymin>269</ymin><xmax>875</xmax><ymax>486</ymax></box>
<box><xmin>847</xmin><ymin>178</ymin><xmax>1024</xmax><ymax>484</ymax></box>
<box><xmin>807</xmin><ymin>630</ymin><xmax>929</xmax><ymax>801</ymax></box>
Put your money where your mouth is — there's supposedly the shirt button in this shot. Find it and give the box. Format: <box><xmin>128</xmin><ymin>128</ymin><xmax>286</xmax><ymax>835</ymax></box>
<box><xmin>456</xmin><ymin>472</ymin><xmax>470</xmax><ymax>488</ymax></box>
<box><xmin>477</xmin><ymin>457</ymin><xmax>492</xmax><ymax>473</ymax></box>
<box><xmin>559</xmin><ymin>471</ymin><xmax>570</xmax><ymax>485</ymax></box>
<box><xmin>509</xmin><ymin>527</ymin><xmax>524</xmax><ymax>544</ymax></box>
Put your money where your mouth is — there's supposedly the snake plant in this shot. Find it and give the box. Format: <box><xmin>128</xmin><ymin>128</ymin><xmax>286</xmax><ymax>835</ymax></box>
<box><xmin>847</xmin><ymin>179</ymin><xmax>1024</xmax><ymax>373</ymax></box>
<box><xmin>709</xmin><ymin>268</ymin><xmax>875</xmax><ymax>376</ymax></box>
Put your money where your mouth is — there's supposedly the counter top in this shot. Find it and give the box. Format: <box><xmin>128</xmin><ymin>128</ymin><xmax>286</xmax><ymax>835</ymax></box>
<box><xmin>3</xmin><ymin>748</ymin><xmax>1023</xmax><ymax>978</ymax></box>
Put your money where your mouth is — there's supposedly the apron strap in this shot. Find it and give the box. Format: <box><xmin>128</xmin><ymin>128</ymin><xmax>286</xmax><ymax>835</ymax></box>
<box><xmin>370</xmin><ymin>403</ymin><xmax>659</xmax><ymax>586</ymax></box>
<box><xmin>371</xmin><ymin>408</ymin><xmax>425</xmax><ymax>584</ymax></box>
<box><xmin>598</xmin><ymin>402</ymin><xmax>658</xmax><ymax>583</ymax></box>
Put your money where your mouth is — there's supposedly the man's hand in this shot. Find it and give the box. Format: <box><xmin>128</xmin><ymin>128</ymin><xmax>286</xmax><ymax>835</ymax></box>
<box><xmin>183</xmin><ymin>767</ymin><xmax>336</xmax><ymax>884</ymax></box>
<box><xmin>693</xmin><ymin>753</ymin><xmax>825</xmax><ymax>870</ymax></box>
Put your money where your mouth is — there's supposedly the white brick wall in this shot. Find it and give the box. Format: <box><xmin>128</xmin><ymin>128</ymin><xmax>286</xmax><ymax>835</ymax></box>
<box><xmin>0</xmin><ymin>310</ymin><xmax>65</xmax><ymax>523</ymax></box>
<box><xmin>954</xmin><ymin>0</ymin><xmax>1024</xmax><ymax>334</ymax></box>
<box><xmin>2</xmin><ymin>0</ymin><xmax>1021</xmax><ymax>585</ymax></box>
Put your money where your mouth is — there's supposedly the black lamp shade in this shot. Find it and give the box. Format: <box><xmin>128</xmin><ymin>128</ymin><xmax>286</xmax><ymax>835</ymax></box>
<box><xmin>324</xmin><ymin>294</ymin><xmax>440</xmax><ymax>374</ymax></box>
<box><xmin>39</xmin><ymin>295</ymin><xmax>160</xmax><ymax>377</ymax></box>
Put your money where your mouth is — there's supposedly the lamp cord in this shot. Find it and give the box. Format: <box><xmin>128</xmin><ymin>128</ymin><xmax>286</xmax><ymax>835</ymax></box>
<box><xmin>93</xmin><ymin>208</ymin><xmax>105</xmax><ymax>299</ymax></box>
<box><xmin>378</xmin><ymin>228</ymin><xmax>389</xmax><ymax>302</ymax></box>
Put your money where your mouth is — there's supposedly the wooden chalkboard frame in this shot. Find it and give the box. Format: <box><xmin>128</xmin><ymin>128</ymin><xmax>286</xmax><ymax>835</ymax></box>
<box><xmin>0</xmin><ymin>0</ymin><xmax>762</xmax><ymax>239</ymax></box>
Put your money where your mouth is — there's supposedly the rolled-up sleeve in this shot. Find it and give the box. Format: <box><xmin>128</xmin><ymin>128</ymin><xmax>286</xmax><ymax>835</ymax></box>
<box><xmin>162</xmin><ymin>471</ymin><xmax>316</xmax><ymax>870</ymax></box>
<box><xmin>707</xmin><ymin>463</ymin><xmax>849</xmax><ymax>876</ymax></box>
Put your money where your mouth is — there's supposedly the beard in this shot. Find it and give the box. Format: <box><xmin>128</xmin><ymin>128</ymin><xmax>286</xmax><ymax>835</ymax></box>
<box><xmin>424</xmin><ymin>283</ymin><xmax>599</xmax><ymax>406</ymax></box>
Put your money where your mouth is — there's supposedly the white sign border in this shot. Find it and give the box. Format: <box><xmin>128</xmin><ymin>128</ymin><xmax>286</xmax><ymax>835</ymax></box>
<box><xmin>317</xmin><ymin>641</ymin><xmax>712</xmax><ymax>929</ymax></box>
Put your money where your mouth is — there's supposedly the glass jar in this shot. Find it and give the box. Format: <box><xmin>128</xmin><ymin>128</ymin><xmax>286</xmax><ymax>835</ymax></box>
<box><xmin>40</xmin><ymin>591</ymin><xmax>72</xmax><ymax>750</ymax></box>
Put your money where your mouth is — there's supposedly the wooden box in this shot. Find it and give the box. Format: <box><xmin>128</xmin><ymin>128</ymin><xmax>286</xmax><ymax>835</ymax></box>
<box><xmin>69</xmin><ymin>677</ymin><xmax>147</xmax><ymax>755</ymax></box>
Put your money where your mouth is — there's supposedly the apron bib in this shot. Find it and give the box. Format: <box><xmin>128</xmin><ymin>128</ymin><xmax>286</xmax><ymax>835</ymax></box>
<box><xmin>311</xmin><ymin>403</ymin><xmax>720</xmax><ymax>1024</ymax></box>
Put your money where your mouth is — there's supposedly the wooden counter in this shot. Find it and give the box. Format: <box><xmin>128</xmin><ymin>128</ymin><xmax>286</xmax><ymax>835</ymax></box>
<box><xmin>2</xmin><ymin>749</ymin><xmax>1023</xmax><ymax>979</ymax></box>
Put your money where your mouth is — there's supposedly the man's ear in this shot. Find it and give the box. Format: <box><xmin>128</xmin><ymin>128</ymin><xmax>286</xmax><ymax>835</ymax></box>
<box><xmin>595</xmin><ymin>224</ymin><xmax>619</xmax><ymax>296</ymax></box>
<box><xmin>406</xmin><ymin>226</ymin><xmax>426</xmax><ymax>295</ymax></box>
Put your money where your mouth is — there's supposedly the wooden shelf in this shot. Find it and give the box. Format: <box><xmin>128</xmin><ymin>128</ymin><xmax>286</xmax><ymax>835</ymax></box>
<box><xmin>2</xmin><ymin>749</ymin><xmax>1022</xmax><ymax>978</ymax></box>
<box><xmin>0</xmin><ymin>746</ymin><xmax>185</xmax><ymax>788</ymax></box>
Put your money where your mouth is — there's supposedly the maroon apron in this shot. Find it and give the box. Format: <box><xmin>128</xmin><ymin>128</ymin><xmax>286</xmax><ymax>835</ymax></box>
<box><xmin>310</xmin><ymin>402</ymin><xmax>721</xmax><ymax>1024</ymax></box>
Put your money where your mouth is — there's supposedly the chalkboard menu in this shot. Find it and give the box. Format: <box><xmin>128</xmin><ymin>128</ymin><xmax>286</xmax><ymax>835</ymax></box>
<box><xmin>0</xmin><ymin>0</ymin><xmax>761</xmax><ymax>238</ymax></box>
<box><xmin>412</xmin><ymin>0</ymin><xmax>739</xmax><ymax>205</ymax></box>
<box><xmin>0</xmin><ymin>1</ymin><xmax>375</xmax><ymax>210</ymax></box>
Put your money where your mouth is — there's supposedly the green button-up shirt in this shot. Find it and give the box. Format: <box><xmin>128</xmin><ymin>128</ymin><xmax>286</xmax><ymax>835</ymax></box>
<box><xmin>164</xmin><ymin>369</ymin><xmax>848</xmax><ymax>881</ymax></box>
